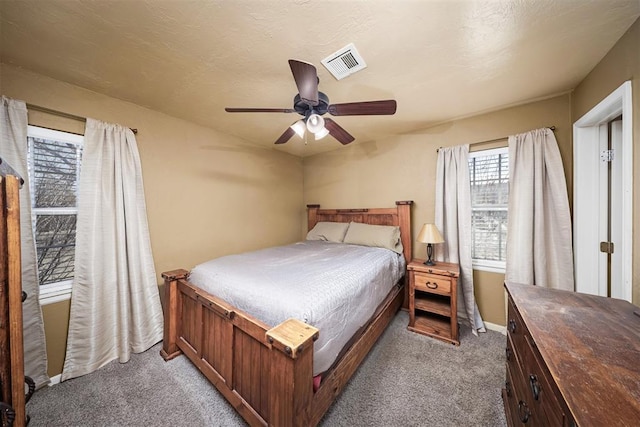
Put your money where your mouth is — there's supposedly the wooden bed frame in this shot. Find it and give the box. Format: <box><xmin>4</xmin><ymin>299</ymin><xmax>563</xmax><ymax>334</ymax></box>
<box><xmin>161</xmin><ymin>201</ymin><xmax>413</xmax><ymax>426</ymax></box>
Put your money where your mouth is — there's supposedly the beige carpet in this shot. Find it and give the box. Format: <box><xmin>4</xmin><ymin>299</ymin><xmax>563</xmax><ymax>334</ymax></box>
<box><xmin>28</xmin><ymin>311</ymin><xmax>507</xmax><ymax>426</ymax></box>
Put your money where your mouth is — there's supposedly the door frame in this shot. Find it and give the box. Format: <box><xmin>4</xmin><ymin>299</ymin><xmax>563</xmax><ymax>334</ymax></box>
<box><xmin>573</xmin><ymin>80</ymin><xmax>632</xmax><ymax>301</ymax></box>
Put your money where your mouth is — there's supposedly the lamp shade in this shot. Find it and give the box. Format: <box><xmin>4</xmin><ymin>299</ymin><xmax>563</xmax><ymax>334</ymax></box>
<box><xmin>306</xmin><ymin>114</ymin><xmax>325</xmax><ymax>133</ymax></box>
<box><xmin>314</xmin><ymin>127</ymin><xmax>330</xmax><ymax>140</ymax></box>
<box><xmin>290</xmin><ymin>120</ymin><xmax>306</xmax><ymax>138</ymax></box>
<box><xmin>417</xmin><ymin>223</ymin><xmax>444</xmax><ymax>244</ymax></box>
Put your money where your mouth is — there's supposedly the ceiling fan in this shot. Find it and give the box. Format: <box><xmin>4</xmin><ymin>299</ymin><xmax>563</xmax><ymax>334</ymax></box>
<box><xmin>225</xmin><ymin>59</ymin><xmax>397</xmax><ymax>145</ymax></box>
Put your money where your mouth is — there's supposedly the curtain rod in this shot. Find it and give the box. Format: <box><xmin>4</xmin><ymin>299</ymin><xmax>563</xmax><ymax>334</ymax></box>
<box><xmin>26</xmin><ymin>103</ymin><xmax>138</xmax><ymax>134</ymax></box>
<box><xmin>436</xmin><ymin>126</ymin><xmax>556</xmax><ymax>152</ymax></box>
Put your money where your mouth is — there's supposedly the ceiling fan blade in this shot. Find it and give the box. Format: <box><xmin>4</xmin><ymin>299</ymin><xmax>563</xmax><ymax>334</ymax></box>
<box><xmin>225</xmin><ymin>107</ymin><xmax>295</xmax><ymax>113</ymax></box>
<box><xmin>324</xmin><ymin>118</ymin><xmax>355</xmax><ymax>145</ymax></box>
<box><xmin>274</xmin><ymin>127</ymin><xmax>295</xmax><ymax>145</ymax></box>
<box><xmin>328</xmin><ymin>100</ymin><xmax>397</xmax><ymax>116</ymax></box>
<box><xmin>288</xmin><ymin>59</ymin><xmax>319</xmax><ymax>106</ymax></box>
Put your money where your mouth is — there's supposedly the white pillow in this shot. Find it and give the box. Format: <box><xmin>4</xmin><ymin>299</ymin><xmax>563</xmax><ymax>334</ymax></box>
<box><xmin>306</xmin><ymin>221</ymin><xmax>350</xmax><ymax>243</ymax></box>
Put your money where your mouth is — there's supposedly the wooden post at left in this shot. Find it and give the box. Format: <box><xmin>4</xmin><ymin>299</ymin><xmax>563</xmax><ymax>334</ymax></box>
<box><xmin>0</xmin><ymin>174</ymin><xmax>27</xmax><ymax>426</ymax></box>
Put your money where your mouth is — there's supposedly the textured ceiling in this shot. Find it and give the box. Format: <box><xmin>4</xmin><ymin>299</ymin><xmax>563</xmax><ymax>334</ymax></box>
<box><xmin>1</xmin><ymin>1</ymin><xmax>639</xmax><ymax>157</ymax></box>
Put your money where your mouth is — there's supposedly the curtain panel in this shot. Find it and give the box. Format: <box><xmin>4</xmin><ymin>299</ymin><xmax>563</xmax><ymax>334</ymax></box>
<box><xmin>435</xmin><ymin>144</ymin><xmax>485</xmax><ymax>334</ymax></box>
<box><xmin>505</xmin><ymin>128</ymin><xmax>574</xmax><ymax>291</ymax></box>
<box><xmin>0</xmin><ymin>96</ymin><xmax>50</xmax><ymax>387</ymax></box>
<box><xmin>62</xmin><ymin>118</ymin><xmax>163</xmax><ymax>381</ymax></box>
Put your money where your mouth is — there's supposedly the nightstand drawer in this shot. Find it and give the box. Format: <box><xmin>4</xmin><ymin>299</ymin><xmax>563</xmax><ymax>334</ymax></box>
<box><xmin>414</xmin><ymin>272</ymin><xmax>451</xmax><ymax>295</ymax></box>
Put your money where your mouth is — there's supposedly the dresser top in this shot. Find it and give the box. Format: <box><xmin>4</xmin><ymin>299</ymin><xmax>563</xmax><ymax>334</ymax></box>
<box><xmin>505</xmin><ymin>282</ymin><xmax>640</xmax><ymax>426</ymax></box>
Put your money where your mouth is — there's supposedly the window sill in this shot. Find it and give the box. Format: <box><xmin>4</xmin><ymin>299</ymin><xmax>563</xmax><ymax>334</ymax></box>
<box><xmin>39</xmin><ymin>280</ymin><xmax>72</xmax><ymax>305</ymax></box>
<box><xmin>472</xmin><ymin>260</ymin><xmax>506</xmax><ymax>274</ymax></box>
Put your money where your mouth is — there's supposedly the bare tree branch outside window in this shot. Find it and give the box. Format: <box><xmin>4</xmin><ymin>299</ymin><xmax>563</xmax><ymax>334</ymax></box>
<box><xmin>28</xmin><ymin>136</ymin><xmax>82</xmax><ymax>286</ymax></box>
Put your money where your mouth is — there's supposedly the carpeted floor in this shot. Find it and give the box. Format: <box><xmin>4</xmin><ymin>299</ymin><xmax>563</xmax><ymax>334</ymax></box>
<box><xmin>27</xmin><ymin>311</ymin><xmax>507</xmax><ymax>426</ymax></box>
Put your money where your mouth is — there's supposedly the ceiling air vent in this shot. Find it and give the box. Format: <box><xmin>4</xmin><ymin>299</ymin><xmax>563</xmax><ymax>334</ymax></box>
<box><xmin>321</xmin><ymin>43</ymin><xmax>367</xmax><ymax>80</ymax></box>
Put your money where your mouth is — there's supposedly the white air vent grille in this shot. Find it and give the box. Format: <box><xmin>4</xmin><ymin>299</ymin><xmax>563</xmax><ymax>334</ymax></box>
<box><xmin>321</xmin><ymin>43</ymin><xmax>367</xmax><ymax>80</ymax></box>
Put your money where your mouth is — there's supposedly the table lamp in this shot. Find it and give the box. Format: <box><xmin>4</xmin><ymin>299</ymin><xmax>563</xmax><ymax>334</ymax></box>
<box><xmin>417</xmin><ymin>223</ymin><xmax>444</xmax><ymax>266</ymax></box>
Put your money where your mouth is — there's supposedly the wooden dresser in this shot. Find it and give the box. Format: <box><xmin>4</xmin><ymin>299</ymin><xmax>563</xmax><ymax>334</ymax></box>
<box><xmin>1</xmin><ymin>160</ymin><xmax>28</xmax><ymax>427</ymax></box>
<box><xmin>503</xmin><ymin>282</ymin><xmax>640</xmax><ymax>426</ymax></box>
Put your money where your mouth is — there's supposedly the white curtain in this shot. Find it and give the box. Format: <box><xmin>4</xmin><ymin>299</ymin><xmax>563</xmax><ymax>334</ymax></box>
<box><xmin>435</xmin><ymin>145</ymin><xmax>485</xmax><ymax>335</ymax></box>
<box><xmin>0</xmin><ymin>96</ymin><xmax>50</xmax><ymax>387</ymax></box>
<box><xmin>62</xmin><ymin>118</ymin><xmax>163</xmax><ymax>381</ymax></box>
<box><xmin>505</xmin><ymin>128</ymin><xmax>574</xmax><ymax>290</ymax></box>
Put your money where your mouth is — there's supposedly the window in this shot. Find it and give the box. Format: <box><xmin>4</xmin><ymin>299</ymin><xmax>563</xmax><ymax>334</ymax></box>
<box><xmin>27</xmin><ymin>126</ymin><xmax>83</xmax><ymax>304</ymax></box>
<box><xmin>468</xmin><ymin>147</ymin><xmax>508</xmax><ymax>272</ymax></box>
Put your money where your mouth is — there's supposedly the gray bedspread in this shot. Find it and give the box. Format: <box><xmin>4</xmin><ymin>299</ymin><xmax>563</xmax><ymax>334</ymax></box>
<box><xmin>189</xmin><ymin>240</ymin><xmax>405</xmax><ymax>375</ymax></box>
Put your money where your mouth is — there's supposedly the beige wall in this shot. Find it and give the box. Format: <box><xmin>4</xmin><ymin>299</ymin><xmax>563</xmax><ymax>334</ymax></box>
<box><xmin>41</xmin><ymin>301</ymin><xmax>70</xmax><ymax>377</ymax></box>
<box><xmin>304</xmin><ymin>94</ymin><xmax>573</xmax><ymax>327</ymax></box>
<box><xmin>1</xmin><ymin>63</ymin><xmax>304</xmax><ymax>376</ymax></box>
<box><xmin>572</xmin><ymin>18</ymin><xmax>640</xmax><ymax>305</ymax></box>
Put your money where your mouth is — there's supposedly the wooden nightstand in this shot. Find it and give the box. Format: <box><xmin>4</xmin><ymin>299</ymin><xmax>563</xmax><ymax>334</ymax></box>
<box><xmin>407</xmin><ymin>259</ymin><xmax>460</xmax><ymax>345</ymax></box>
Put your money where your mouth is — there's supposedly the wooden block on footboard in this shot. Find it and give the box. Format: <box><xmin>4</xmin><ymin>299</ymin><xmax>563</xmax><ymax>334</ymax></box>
<box><xmin>267</xmin><ymin>319</ymin><xmax>319</xmax><ymax>427</ymax></box>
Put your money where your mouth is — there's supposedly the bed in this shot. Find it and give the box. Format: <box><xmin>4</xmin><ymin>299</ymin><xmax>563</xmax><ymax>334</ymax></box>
<box><xmin>160</xmin><ymin>201</ymin><xmax>413</xmax><ymax>426</ymax></box>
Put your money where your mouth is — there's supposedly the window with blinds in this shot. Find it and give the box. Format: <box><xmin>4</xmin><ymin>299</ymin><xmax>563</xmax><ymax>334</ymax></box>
<box><xmin>27</xmin><ymin>126</ymin><xmax>83</xmax><ymax>304</ymax></box>
<box><xmin>468</xmin><ymin>147</ymin><xmax>509</xmax><ymax>271</ymax></box>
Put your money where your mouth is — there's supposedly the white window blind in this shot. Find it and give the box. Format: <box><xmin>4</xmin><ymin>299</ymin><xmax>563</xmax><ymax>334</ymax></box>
<box><xmin>469</xmin><ymin>147</ymin><xmax>508</xmax><ymax>272</ymax></box>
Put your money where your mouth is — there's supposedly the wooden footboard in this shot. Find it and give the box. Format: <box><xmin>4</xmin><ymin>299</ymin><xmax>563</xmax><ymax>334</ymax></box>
<box><xmin>161</xmin><ymin>269</ymin><xmax>403</xmax><ymax>427</ymax></box>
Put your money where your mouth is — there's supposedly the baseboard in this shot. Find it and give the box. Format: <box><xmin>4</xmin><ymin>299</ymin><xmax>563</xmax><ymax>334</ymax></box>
<box><xmin>48</xmin><ymin>374</ymin><xmax>61</xmax><ymax>386</ymax></box>
<box><xmin>484</xmin><ymin>321</ymin><xmax>506</xmax><ymax>335</ymax></box>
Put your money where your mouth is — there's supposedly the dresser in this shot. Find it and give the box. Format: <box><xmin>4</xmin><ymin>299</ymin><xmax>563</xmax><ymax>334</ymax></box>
<box><xmin>503</xmin><ymin>282</ymin><xmax>640</xmax><ymax>426</ymax></box>
<box><xmin>407</xmin><ymin>260</ymin><xmax>459</xmax><ymax>345</ymax></box>
<box><xmin>1</xmin><ymin>160</ymin><xmax>28</xmax><ymax>427</ymax></box>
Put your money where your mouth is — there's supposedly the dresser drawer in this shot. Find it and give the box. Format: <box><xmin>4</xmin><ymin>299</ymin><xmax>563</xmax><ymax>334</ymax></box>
<box><xmin>507</xmin><ymin>360</ymin><xmax>540</xmax><ymax>426</ymax></box>
<box><xmin>506</xmin><ymin>336</ymin><xmax>544</xmax><ymax>426</ymax></box>
<box><xmin>507</xmin><ymin>298</ymin><xmax>527</xmax><ymax>354</ymax></box>
<box><xmin>503</xmin><ymin>364</ymin><xmax>521</xmax><ymax>427</ymax></box>
<box><xmin>521</xmin><ymin>334</ymin><xmax>565</xmax><ymax>426</ymax></box>
<box><xmin>414</xmin><ymin>272</ymin><xmax>451</xmax><ymax>295</ymax></box>
<box><xmin>505</xmin><ymin>334</ymin><xmax>521</xmax><ymax>386</ymax></box>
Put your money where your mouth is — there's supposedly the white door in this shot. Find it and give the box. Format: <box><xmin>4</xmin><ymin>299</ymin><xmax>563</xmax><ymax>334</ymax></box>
<box><xmin>573</xmin><ymin>81</ymin><xmax>632</xmax><ymax>302</ymax></box>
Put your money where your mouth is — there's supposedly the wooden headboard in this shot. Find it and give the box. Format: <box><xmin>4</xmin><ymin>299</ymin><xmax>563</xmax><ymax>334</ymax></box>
<box><xmin>307</xmin><ymin>201</ymin><xmax>413</xmax><ymax>264</ymax></box>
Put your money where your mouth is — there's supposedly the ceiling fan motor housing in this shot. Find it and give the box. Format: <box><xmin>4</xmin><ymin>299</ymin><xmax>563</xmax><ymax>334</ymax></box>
<box><xmin>294</xmin><ymin>92</ymin><xmax>330</xmax><ymax>118</ymax></box>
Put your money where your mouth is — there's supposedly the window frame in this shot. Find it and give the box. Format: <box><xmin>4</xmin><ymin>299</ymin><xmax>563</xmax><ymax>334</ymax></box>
<box><xmin>27</xmin><ymin>125</ymin><xmax>84</xmax><ymax>305</ymax></box>
<box><xmin>468</xmin><ymin>146</ymin><xmax>509</xmax><ymax>273</ymax></box>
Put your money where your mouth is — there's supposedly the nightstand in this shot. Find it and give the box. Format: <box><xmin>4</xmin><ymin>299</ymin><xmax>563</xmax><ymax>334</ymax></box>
<box><xmin>407</xmin><ymin>259</ymin><xmax>460</xmax><ymax>345</ymax></box>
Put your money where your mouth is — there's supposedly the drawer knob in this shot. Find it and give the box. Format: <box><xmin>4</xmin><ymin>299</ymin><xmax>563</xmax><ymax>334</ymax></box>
<box><xmin>529</xmin><ymin>374</ymin><xmax>541</xmax><ymax>400</ymax></box>
<box><xmin>508</xmin><ymin>319</ymin><xmax>517</xmax><ymax>333</ymax></box>
<box><xmin>425</xmin><ymin>281</ymin><xmax>438</xmax><ymax>290</ymax></box>
<box><xmin>518</xmin><ymin>400</ymin><xmax>531</xmax><ymax>423</ymax></box>
<box><xmin>505</xmin><ymin>347</ymin><xmax>511</xmax><ymax>361</ymax></box>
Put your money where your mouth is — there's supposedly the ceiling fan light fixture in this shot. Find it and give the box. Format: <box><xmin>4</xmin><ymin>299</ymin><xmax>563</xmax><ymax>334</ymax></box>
<box><xmin>314</xmin><ymin>127</ymin><xmax>330</xmax><ymax>140</ymax></box>
<box><xmin>290</xmin><ymin>120</ymin><xmax>306</xmax><ymax>138</ymax></box>
<box><xmin>306</xmin><ymin>113</ymin><xmax>325</xmax><ymax>133</ymax></box>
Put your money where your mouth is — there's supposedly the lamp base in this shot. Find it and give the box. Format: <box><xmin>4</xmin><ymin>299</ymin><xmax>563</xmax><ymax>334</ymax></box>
<box><xmin>423</xmin><ymin>243</ymin><xmax>437</xmax><ymax>266</ymax></box>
